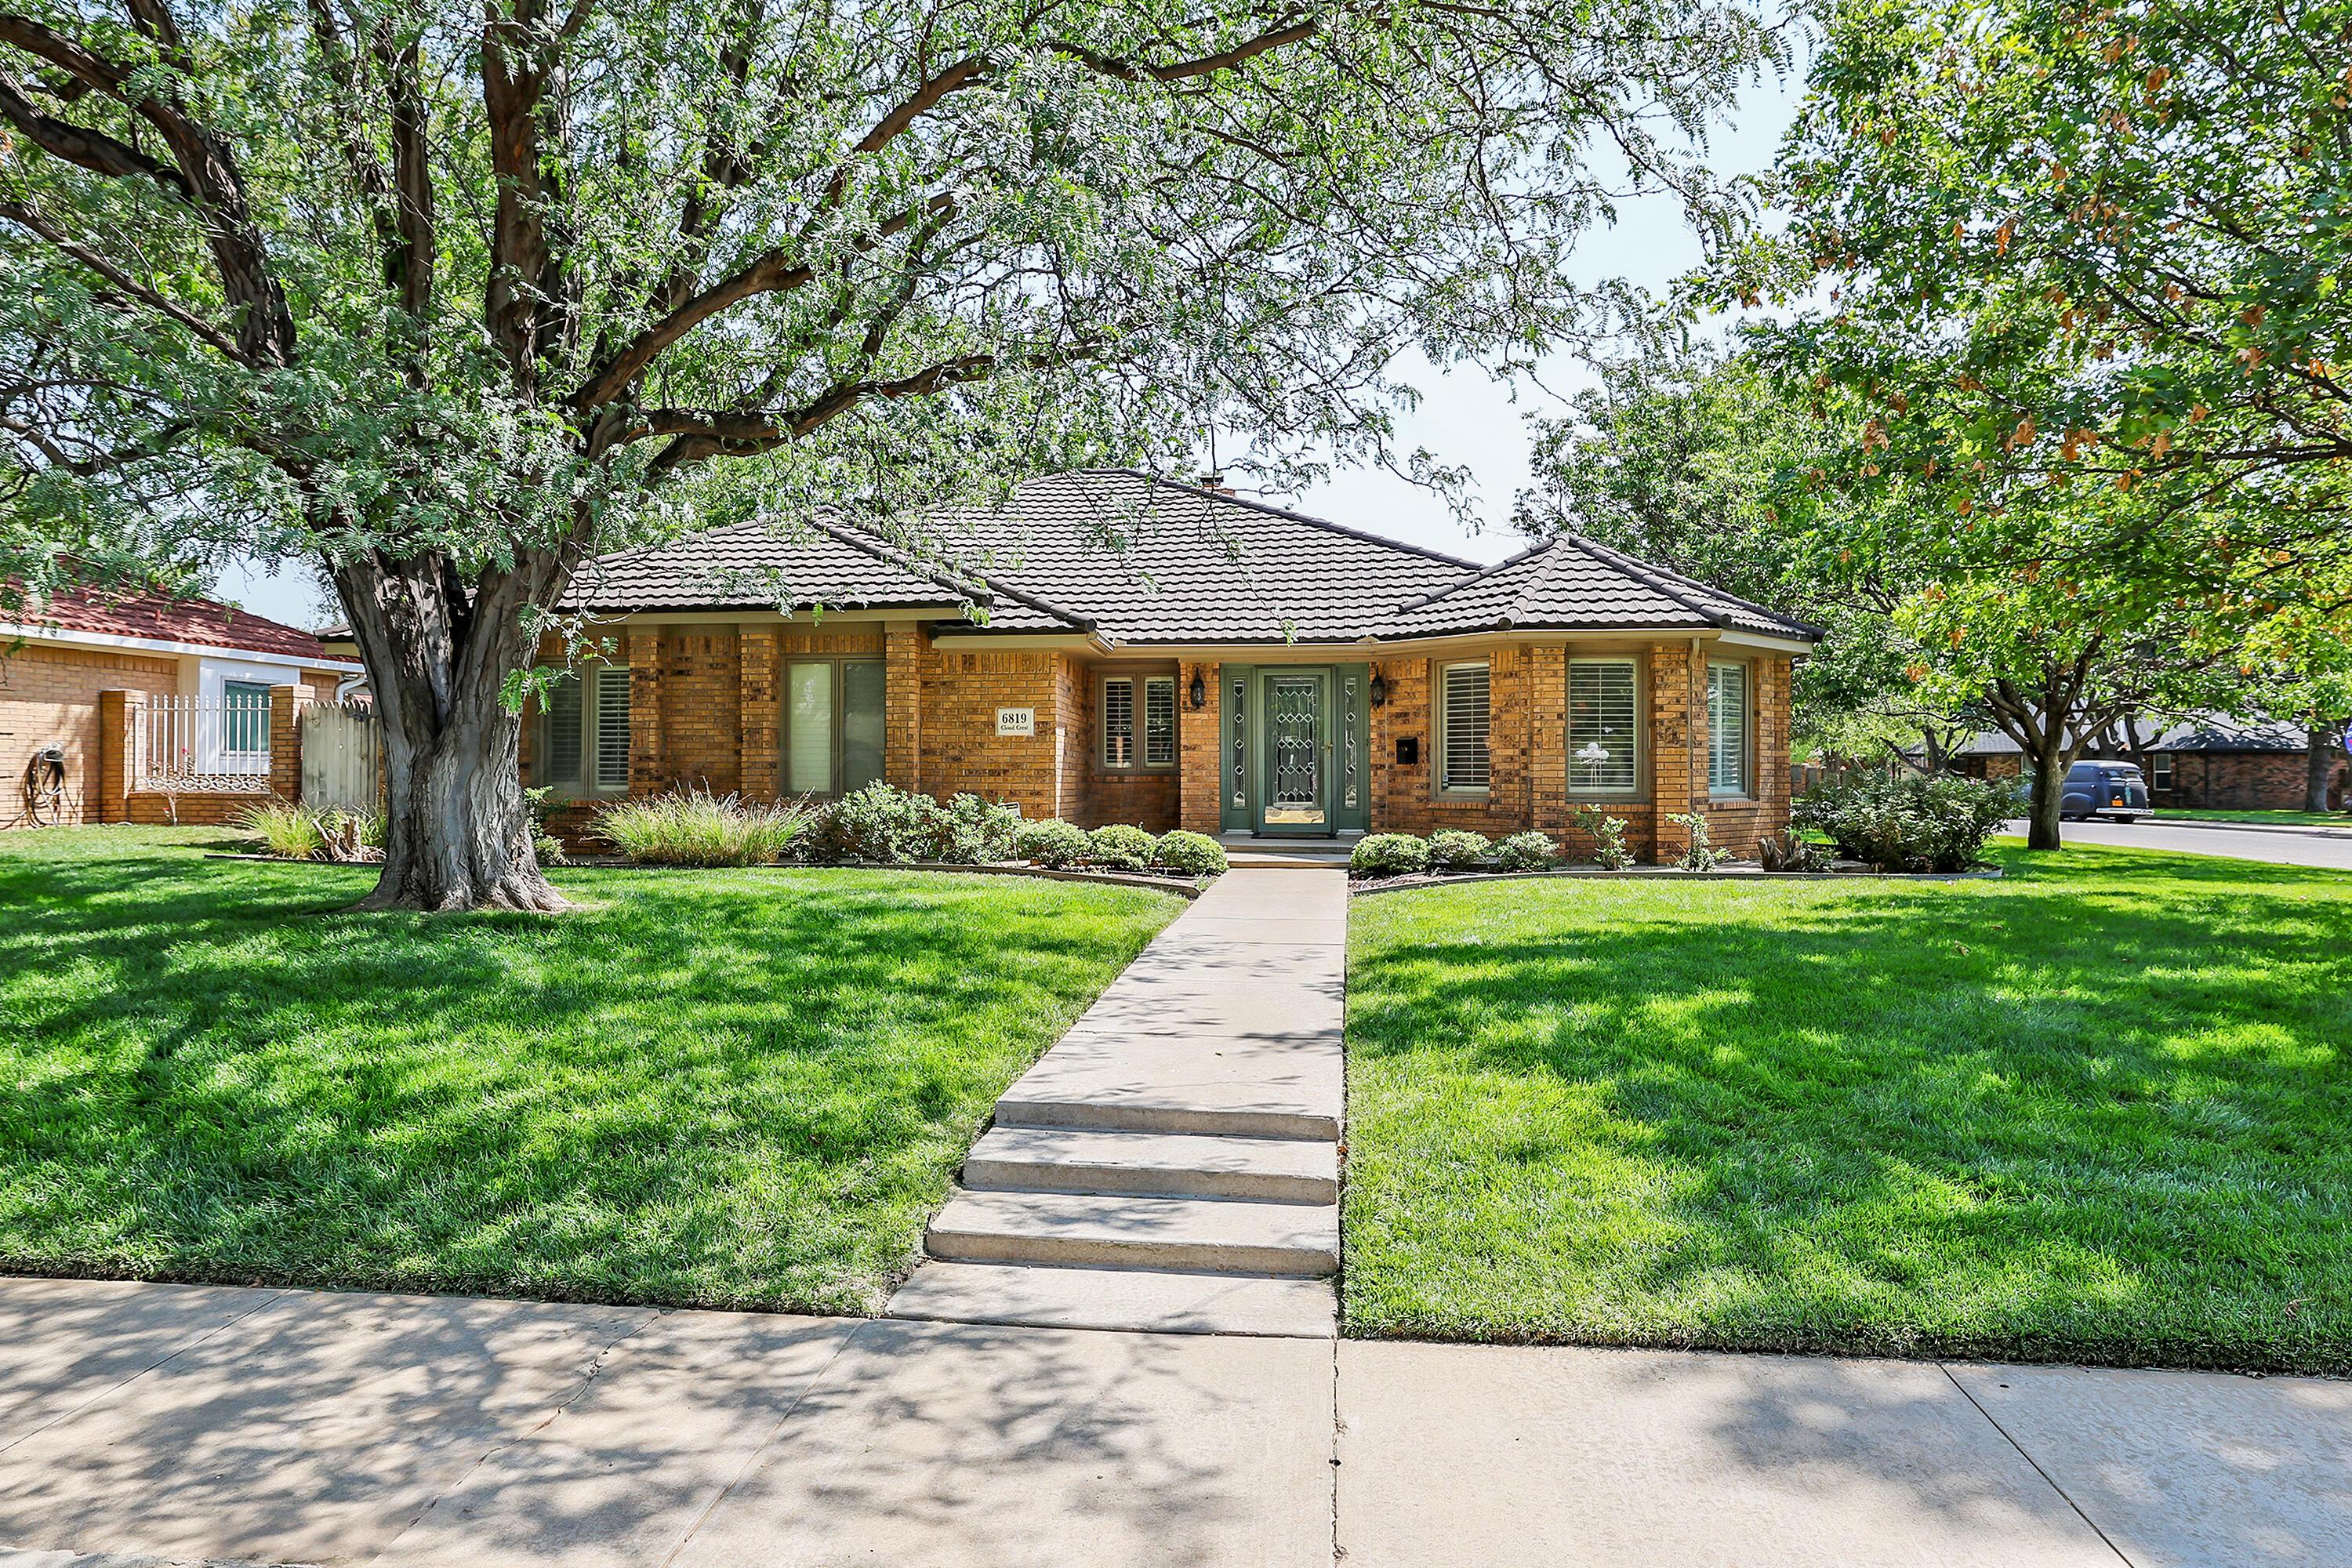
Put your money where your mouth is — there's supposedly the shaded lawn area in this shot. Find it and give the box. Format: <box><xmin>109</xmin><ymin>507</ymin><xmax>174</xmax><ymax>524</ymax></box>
<box><xmin>2</xmin><ymin>827</ymin><xmax>1180</xmax><ymax>1313</ymax></box>
<box><xmin>2149</xmin><ymin>807</ymin><xmax>2351</xmax><ymax>828</ymax></box>
<box><xmin>1345</xmin><ymin>844</ymin><xmax>2352</xmax><ymax>1371</ymax></box>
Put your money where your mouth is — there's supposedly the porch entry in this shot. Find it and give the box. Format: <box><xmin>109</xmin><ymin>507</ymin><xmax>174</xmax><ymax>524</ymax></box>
<box><xmin>1219</xmin><ymin>663</ymin><xmax>1370</xmax><ymax>837</ymax></box>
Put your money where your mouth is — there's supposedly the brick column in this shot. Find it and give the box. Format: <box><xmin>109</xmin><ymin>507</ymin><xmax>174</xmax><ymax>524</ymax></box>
<box><xmin>885</xmin><ymin>622</ymin><xmax>924</xmax><ymax>790</ymax></box>
<box><xmin>267</xmin><ymin>683</ymin><xmax>310</xmax><ymax>803</ymax></box>
<box><xmin>1649</xmin><ymin>641</ymin><xmax>1700</xmax><ymax>863</ymax></box>
<box><xmin>1178</xmin><ymin>660</ymin><xmax>1221</xmax><ymax>833</ymax></box>
<box><xmin>739</xmin><ymin>626</ymin><xmax>779</xmax><ymax>799</ymax></box>
<box><xmin>629</xmin><ymin>627</ymin><xmax>665</xmax><ymax>795</ymax></box>
<box><xmin>97</xmin><ymin>689</ymin><xmax>140</xmax><ymax>823</ymax></box>
<box><xmin>1527</xmin><ymin>646</ymin><xmax>1569</xmax><ymax>837</ymax></box>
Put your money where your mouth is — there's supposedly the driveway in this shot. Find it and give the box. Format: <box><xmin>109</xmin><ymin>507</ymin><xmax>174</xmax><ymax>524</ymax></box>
<box><xmin>2009</xmin><ymin>817</ymin><xmax>2352</xmax><ymax>871</ymax></box>
<box><xmin>5</xmin><ymin>1276</ymin><xmax>2350</xmax><ymax>1567</ymax></box>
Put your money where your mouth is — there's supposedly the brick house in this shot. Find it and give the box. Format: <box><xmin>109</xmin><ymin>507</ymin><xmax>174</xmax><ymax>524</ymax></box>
<box><xmin>2136</xmin><ymin>717</ymin><xmax>2350</xmax><ymax>813</ymax></box>
<box><xmin>520</xmin><ymin>470</ymin><xmax>1820</xmax><ymax>861</ymax></box>
<box><xmin>1</xmin><ymin>585</ymin><xmax>358</xmax><ymax>828</ymax></box>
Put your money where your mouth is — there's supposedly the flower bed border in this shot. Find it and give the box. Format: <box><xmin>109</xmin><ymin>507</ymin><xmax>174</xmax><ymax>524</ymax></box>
<box><xmin>207</xmin><ymin>851</ymin><xmax>1208</xmax><ymax>898</ymax></box>
<box><xmin>1351</xmin><ymin>863</ymin><xmax>2003</xmax><ymax>895</ymax></box>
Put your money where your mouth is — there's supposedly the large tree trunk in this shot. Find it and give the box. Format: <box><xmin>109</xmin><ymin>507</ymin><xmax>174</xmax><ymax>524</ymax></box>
<box><xmin>334</xmin><ymin>552</ymin><xmax>568</xmax><ymax>912</ymax></box>
<box><xmin>2309</xmin><ymin>721</ymin><xmax>2343</xmax><ymax>815</ymax></box>
<box><xmin>2024</xmin><ymin>735</ymin><xmax>2070</xmax><ymax>851</ymax></box>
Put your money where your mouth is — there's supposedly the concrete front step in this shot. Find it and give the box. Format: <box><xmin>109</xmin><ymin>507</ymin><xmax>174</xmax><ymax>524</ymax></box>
<box><xmin>962</xmin><ymin>1126</ymin><xmax>1339</xmax><ymax>1203</ymax></box>
<box><xmin>994</xmin><ymin>1088</ymin><xmax>1338</xmax><ymax>1142</ymax></box>
<box><xmin>887</xmin><ymin>1260</ymin><xmax>1337</xmax><ymax>1338</ymax></box>
<box><xmin>927</xmin><ymin>1189</ymin><xmax>1340</xmax><ymax>1277</ymax></box>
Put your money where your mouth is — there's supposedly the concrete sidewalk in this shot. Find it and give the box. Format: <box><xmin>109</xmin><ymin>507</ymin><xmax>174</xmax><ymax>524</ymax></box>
<box><xmin>5</xmin><ymin>1277</ymin><xmax>2350</xmax><ymax>1566</ymax></box>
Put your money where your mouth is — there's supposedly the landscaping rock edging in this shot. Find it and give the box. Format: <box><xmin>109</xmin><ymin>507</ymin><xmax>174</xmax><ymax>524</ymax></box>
<box><xmin>207</xmin><ymin>851</ymin><xmax>1209</xmax><ymax>898</ymax></box>
<box><xmin>1351</xmin><ymin>864</ymin><xmax>2005</xmax><ymax>895</ymax></box>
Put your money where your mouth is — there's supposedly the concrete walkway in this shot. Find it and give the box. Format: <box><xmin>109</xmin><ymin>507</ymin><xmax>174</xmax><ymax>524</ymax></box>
<box><xmin>5</xmin><ymin>1276</ymin><xmax>2350</xmax><ymax>1566</ymax></box>
<box><xmin>888</xmin><ymin>867</ymin><xmax>1348</xmax><ymax>1338</ymax></box>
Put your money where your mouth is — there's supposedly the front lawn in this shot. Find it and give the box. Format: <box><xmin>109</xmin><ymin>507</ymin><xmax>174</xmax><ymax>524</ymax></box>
<box><xmin>1345</xmin><ymin>844</ymin><xmax>2352</xmax><ymax>1371</ymax></box>
<box><xmin>2150</xmin><ymin>807</ymin><xmax>2351</xmax><ymax>828</ymax></box>
<box><xmin>2</xmin><ymin>828</ymin><xmax>1179</xmax><ymax>1313</ymax></box>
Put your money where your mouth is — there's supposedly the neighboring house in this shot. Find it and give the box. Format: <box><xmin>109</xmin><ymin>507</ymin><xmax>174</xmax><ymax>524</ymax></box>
<box><xmin>521</xmin><ymin>470</ymin><xmax>1820</xmax><ymax>861</ymax></box>
<box><xmin>0</xmin><ymin>584</ymin><xmax>359</xmax><ymax>828</ymax></box>
<box><xmin>1936</xmin><ymin>732</ymin><xmax>2025</xmax><ymax>783</ymax></box>
<box><xmin>2136</xmin><ymin>717</ymin><xmax>2350</xmax><ymax>813</ymax></box>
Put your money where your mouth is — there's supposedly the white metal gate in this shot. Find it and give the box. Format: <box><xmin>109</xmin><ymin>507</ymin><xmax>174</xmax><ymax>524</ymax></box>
<box><xmin>133</xmin><ymin>693</ymin><xmax>274</xmax><ymax>793</ymax></box>
<box><xmin>299</xmin><ymin>701</ymin><xmax>383</xmax><ymax>814</ymax></box>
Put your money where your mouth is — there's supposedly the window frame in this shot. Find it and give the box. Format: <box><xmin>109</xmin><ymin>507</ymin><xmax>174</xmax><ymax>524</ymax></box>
<box><xmin>220</xmin><ymin>679</ymin><xmax>274</xmax><ymax>758</ymax></box>
<box><xmin>535</xmin><ymin>663</ymin><xmax>633</xmax><ymax>799</ymax></box>
<box><xmin>1705</xmin><ymin>658</ymin><xmax>1754</xmax><ymax>800</ymax></box>
<box><xmin>780</xmin><ymin>654</ymin><xmax>887</xmax><ymax>800</ymax></box>
<box><xmin>2148</xmin><ymin>753</ymin><xmax>2173</xmax><ymax>791</ymax></box>
<box><xmin>1435</xmin><ymin>659</ymin><xmax>1493</xmax><ymax>797</ymax></box>
<box><xmin>1100</xmin><ymin>673</ymin><xmax>1178</xmax><ymax>772</ymax></box>
<box><xmin>1565</xmin><ymin>655</ymin><xmax>1643</xmax><ymax>800</ymax></box>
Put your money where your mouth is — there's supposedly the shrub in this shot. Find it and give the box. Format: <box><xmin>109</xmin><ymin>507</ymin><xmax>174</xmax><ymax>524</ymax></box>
<box><xmin>240</xmin><ymin>799</ymin><xmax>324</xmax><ymax>860</ymax></box>
<box><xmin>1793</xmin><ymin>772</ymin><xmax>2013</xmax><ymax>872</ymax></box>
<box><xmin>927</xmin><ymin>789</ymin><xmax>1021</xmax><ymax>865</ymax></box>
<box><xmin>1086</xmin><ymin>822</ymin><xmax>1160</xmax><ymax>870</ymax></box>
<box><xmin>523</xmin><ymin>785</ymin><xmax>568</xmax><ymax>866</ymax></box>
<box><xmin>1664</xmin><ymin>811</ymin><xmax>1724</xmax><ymax>870</ymax></box>
<box><xmin>1014</xmin><ymin>818</ymin><xmax>1090</xmax><ymax>869</ymax></box>
<box><xmin>1491</xmin><ymin>831</ymin><xmax>1559</xmax><ymax>871</ymax></box>
<box><xmin>593</xmin><ymin>789</ymin><xmax>812</xmax><ymax>867</ymax></box>
<box><xmin>1426</xmin><ymin>829</ymin><xmax>1492</xmax><ymax>870</ymax></box>
<box><xmin>813</xmin><ymin>781</ymin><xmax>933</xmax><ymax>864</ymax></box>
<box><xmin>1351</xmin><ymin>833</ymin><xmax>1430</xmax><ymax>878</ymax></box>
<box><xmin>1152</xmin><ymin>829</ymin><xmax>1229</xmax><ymax>877</ymax></box>
<box><xmin>1570</xmin><ymin>804</ymin><xmax>1635</xmax><ymax>870</ymax></box>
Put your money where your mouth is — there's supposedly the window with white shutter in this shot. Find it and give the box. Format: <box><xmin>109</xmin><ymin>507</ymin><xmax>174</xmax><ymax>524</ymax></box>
<box><xmin>1568</xmin><ymin>659</ymin><xmax>1639</xmax><ymax>795</ymax></box>
<box><xmin>593</xmin><ymin>666</ymin><xmax>633</xmax><ymax>790</ymax></box>
<box><xmin>1143</xmin><ymin>677</ymin><xmax>1177</xmax><ymax>768</ymax></box>
<box><xmin>1439</xmin><ymin>662</ymin><xmax>1491</xmax><ymax>793</ymax></box>
<box><xmin>1102</xmin><ymin>677</ymin><xmax>1136</xmax><ymax>768</ymax></box>
<box><xmin>1707</xmin><ymin>661</ymin><xmax>1749</xmax><ymax>797</ymax></box>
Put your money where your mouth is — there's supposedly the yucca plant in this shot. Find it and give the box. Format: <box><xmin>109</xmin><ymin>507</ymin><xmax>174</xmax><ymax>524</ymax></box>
<box><xmin>592</xmin><ymin>789</ymin><xmax>814</xmax><ymax>867</ymax></box>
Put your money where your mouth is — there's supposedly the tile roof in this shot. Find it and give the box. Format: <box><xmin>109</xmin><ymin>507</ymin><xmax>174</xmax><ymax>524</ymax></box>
<box><xmin>558</xmin><ymin>470</ymin><xmax>1820</xmax><ymax>646</ymax></box>
<box><xmin>1385</xmin><ymin>532</ymin><xmax>1820</xmax><ymax>640</ymax></box>
<box><xmin>8</xmin><ymin>583</ymin><xmax>336</xmax><ymax>662</ymax></box>
<box><xmin>2146</xmin><ymin>715</ymin><xmax>2311</xmax><ymax>753</ymax></box>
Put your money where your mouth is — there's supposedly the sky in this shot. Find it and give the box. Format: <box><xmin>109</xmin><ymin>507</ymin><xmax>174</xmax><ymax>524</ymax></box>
<box><xmin>212</xmin><ymin>66</ymin><xmax>1809</xmax><ymax>630</ymax></box>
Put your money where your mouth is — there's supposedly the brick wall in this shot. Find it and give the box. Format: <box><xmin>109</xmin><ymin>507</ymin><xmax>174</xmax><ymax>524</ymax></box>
<box><xmin>2148</xmin><ymin>749</ymin><xmax>2344</xmax><ymax>812</ymax></box>
<box><xmin>1178</xmin><ymin>661</ymin><xmax>1221</xmax><ymax>833</ymax></box>
<box><xmin>1368</xmin><ymin>647</ymin><xmax>1543</xmax><ymax>840</ymax></box>
<box><xmin>913</xmin><ymin>643</ymin><xmax>1079</xmax><ymax>819</ymax></box>
<box><xmin>1</xmin><ymin>643</ymin><xmax>178</xmax><ymax>826</ymax></box>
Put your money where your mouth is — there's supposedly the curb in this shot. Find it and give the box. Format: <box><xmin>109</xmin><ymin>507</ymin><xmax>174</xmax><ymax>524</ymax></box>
<box><xmin>2144</xmin><ymin>816</ymin><xmax>2352</xmax><ymax>840</ymax></box>
<box><xmin>1350</xmin><ymin>866</ymin><xmax>2003</xmax><ymax>895</ymax></box>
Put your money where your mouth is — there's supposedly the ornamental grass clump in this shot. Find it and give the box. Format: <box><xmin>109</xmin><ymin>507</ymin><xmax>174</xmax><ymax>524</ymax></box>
<box><xmin>593</xmin><ymin>789</ymin><xmax>812</xmax><ymax>867</ymax></box>
<box><xmin>239</xmin><ymin>800</ymin><xmax>324</xmax><ymax>860</ymax></box>
<box><xmin>1426</xmin><ymin>829</ymin><xmax>1492</xmax><ymax>870</ymax></box>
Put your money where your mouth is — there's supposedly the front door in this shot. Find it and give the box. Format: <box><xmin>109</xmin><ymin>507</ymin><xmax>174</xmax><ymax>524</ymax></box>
<box><xmin>1260</xmin><ymin>670</ymin><xmax>1330</xmax><ymax>833</ymax></box>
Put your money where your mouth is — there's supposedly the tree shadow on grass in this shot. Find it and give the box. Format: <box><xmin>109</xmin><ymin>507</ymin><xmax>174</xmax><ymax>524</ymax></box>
<box><xmin>2</xmin><ymin>840</ymin><xmax>1179</xmax><ymax>1314</ymax></box>
<box><xmin>1345</xmin><ymin>848</ymin><xmax>2352</xmax><ymax>1370</ymax></box>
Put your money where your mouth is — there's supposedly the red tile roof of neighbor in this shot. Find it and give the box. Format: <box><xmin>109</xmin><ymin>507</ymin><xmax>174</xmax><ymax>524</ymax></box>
<box><xmin>9</xmin><ymin>583</ymin><xmax>334</xmax><ymax>662</ymax></box>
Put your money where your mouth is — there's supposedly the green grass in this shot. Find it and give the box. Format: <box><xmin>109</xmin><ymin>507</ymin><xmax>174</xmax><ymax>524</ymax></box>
<box><xmin>1345</xmin><ymin>843</ymin><xmax>2352</xmax><ymax>1371</ymax></box>
<box><xmin>1</xmin><ymin>827</ymin><xmax>1181</xmax><ymax>1313</ymax></box>
<box><xmin>2149</xmin><ymin>806</ymin><xmax>2351</xmax><ymax>827</ymax></box>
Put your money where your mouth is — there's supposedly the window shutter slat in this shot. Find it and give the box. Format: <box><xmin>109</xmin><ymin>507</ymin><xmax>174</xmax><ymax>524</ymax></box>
<box><xmin>1568</xmin><ymin>660</ymin><xmax>1636</xmax><ymax>793</ymax></box>
<box><xmin>1103</xmin><ymin>678</ymin><xmax>1135</xmax><ymax>767</ymax></box>
<box><xmin>594</xmin><ymin>666</ymin><xmax>633</xmax><ymax>789</ymax></box>
<box><xmin>544</xmin><ymin>676</ymin><xmax>583</xmax><ymax>783</ymax></box>
<box><xmin>1144</xmin><ymin>677</ymin><xmax>1176</xmax><ymax>767</ymax></box>
<box><xmin>1441</xmin><ymin>663</ymin><xmax>1490</xmax><ymax>791</ymax></box>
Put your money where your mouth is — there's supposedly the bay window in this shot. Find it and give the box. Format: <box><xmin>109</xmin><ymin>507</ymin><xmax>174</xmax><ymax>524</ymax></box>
<box><xmin>1707</xmin><ymin>660</ymin><xmax>1751</xmax><ymax>797</ymax></box>
<box><xmin>1566</xmin><ymin>659</ymin><xmax>1639</xmax><ymax>796</ymax></box>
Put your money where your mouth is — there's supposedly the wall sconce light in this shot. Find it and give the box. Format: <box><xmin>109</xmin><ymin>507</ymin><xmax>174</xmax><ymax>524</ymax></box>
<box><xmin>1189</xmin><ymin>670</ymin><xmax>1207</xmax><ymax>710</ymax></box>
<box><xmin>1369</xmin><ymin>670</ymin><xmax>1388</xmax><ymax>707</ymax></box>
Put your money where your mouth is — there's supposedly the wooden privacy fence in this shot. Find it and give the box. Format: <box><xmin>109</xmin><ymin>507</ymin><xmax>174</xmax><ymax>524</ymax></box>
<box><xmin>299</xmin><ymin>700</ymin><xmax>383</xmax><ymax>814</ymax></box>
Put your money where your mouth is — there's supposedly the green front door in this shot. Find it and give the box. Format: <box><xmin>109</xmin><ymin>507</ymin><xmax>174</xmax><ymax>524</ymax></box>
<box><xmin>1260</xmin><ymin>670</ymin><xmax>1331</xmax><ymax>834</ymax></box>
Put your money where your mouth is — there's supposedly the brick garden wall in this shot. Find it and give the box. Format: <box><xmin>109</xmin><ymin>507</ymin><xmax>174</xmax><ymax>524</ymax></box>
<box><xmin>0</xmin><ymin>643</ymin><xmax>177</xmax><ymax>826</ymax></box>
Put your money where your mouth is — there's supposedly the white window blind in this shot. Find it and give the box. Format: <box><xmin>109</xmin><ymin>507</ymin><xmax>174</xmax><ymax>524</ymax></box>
<box><xmin>1568</xmin><ymin>660</ymin><xmax>1637</xmax><ymax>793</ymax></box>
<box><xmin>543</xmin><ymin>675</ymin><xmax>583</xmax><ymax>784</ymax></box>
<box><xmin>1143</xmin><ymin>677</ymin><xmax>1176</xmax><ymax>767</ymax></box>
<box><xmin>1708</xmin><ymin>662</ymin><xmax>1748</xmax><ymax>796</ymax></box>
<box><xmin>1439</xmin><ymin>662</ymin><xmax>1491</xmax><ymax>793</ymax></box>
<box><xmin>1102</xmin><ymin>677</ymin><xmax>1136</xmax><ymax>767</ymax></box>
<box><xmin>786</xmin><ymin>661</ymin><xmax>833</xmax><ymax>795</ymax></box>
<box><xmin>593</xmin><ymin>666</ymin><xmax>633</xmax><ymax>789</ymax></box>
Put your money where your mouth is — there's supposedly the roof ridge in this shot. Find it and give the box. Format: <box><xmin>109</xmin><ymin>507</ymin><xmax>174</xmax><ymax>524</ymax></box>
<box><xmin>1577</xmin><ymin>535</ymin><xmax>1825</xmax><ymax>637</ymax></box>
<box><xmin>815</xmin><ymin>514</ymin><xmax>1098</xmax><ymax>634</ymax></box>
<box><xmin>1112</xmin><ymin>469</ymin><xmax>1483</xmax><ymax>572</ymax></box>
<box><xmin>1391</xmin><ymin>535</ymin><xmax>1559</xmax><ymax>614</ymax></box>
<box><xmin>1554</xmin><ymin>532</ymin><xmax>1725</xmax><ymax>626</ymax></box>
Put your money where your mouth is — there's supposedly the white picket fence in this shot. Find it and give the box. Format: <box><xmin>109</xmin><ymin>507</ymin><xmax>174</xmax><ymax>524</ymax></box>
<box><xmin>300</xmin><ymin>700</ymin><xmax>383</xmax><ymax>813</ymax></box>
<box><xmin>132</xmin><ymin>694</ymin><xmax>274</xmax><ymax>793</ymax></box>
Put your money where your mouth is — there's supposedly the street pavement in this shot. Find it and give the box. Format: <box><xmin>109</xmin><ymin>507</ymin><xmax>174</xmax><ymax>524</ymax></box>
<box><xmin>5</xmin><ymin>1276</ymin><xmax>2350</xmax><ymax>1567</ymax></box>
<box><xmin>2007</xmin><ymin>816</ymin><xmax>2352</xmax><ymax>871</ymax></box>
